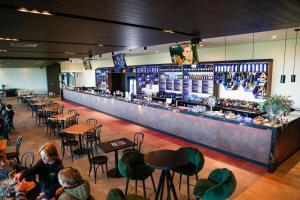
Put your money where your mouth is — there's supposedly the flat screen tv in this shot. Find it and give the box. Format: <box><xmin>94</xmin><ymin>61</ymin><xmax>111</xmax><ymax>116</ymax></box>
<box><xmin>83</xmin><ymin>59</ymin><xmax>93</xmax><ymax>70</ymax></box>
<box><xmin>169</xmin><ymin>43</ymin><xmax>199</xmax><ymax>65</ymax></box>
<box><xmin>112</xmin><ymin>53</ymin><xmax>127</xmax><ymax>69</ymax></box>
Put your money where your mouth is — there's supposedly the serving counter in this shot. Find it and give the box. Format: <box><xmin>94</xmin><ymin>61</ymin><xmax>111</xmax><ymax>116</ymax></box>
<box><xmin>63</xmin><ymin>89</ymin><xmax>300</xmax><ymax>172</ymax></box>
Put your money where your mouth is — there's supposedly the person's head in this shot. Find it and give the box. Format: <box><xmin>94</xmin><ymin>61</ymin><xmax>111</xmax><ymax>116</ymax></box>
<box><xmin>182</xmin><ymin>44</ymin><xmax>193</xmax><ymax>64</ymax></box>
<box><xmin>58</xmin><ymin>167</ymin><xmax>83</xmax><ymax>188</ymax></box>
<box><xmin>39</xmin><ymin>143</ymin><xmax>59</xmax><ymax>164</ymax></box>
<box><xmin>6</xmin><ymin>104</ymin><xmax>12</xmax><ymax>110</ymax></box>
<box><xmin>0</xmin><ymin>150</ymin><xmax>8</xmax><ymax>168</ymax></box>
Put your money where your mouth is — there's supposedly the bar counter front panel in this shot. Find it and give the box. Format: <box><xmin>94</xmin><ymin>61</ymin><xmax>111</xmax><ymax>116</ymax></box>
<box><xmin>63</xmin><ymin>89</ymin><xmax>300</xmax><ymax>172</ymax></box>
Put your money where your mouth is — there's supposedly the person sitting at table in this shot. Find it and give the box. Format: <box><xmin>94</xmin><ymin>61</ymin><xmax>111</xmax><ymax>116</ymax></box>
<box><xmin>4</xmin><ymin>104</ymin><xmax>15</xmax><ymax>129</ymax></box>
<box><xmin>14</xmin><ymin>143</ymin><xmax>64</xmax><ymax>199</ymax></box>
<box><xmin>0</xmin><ymin>150</ymin><xmax>18</xmax><ymax>180</ymax></box>
<box><xmin>55</xmin><ymin>167</ymin><xmax>94</xmax><ymax>200</ymax></box>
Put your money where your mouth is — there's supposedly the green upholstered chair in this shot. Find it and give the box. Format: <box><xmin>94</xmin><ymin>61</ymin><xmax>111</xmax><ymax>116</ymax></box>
<box><xmin>193</xmin><ymin>168</ymin><xmax>236</xmax><ymax>200</ymax></box>
<box><xmin>118</xmin><ymin>152</ymin><xmax>156</xmax><ymax>198</ymax></box>
<box><xmin>172</xmin><ymin>147</ymin><xmax>205</xmax><ymax>200</ymax></box>
<box><xmin>106</xmin><ymin>188</ymin><xmax>147</xmax><ymax>200</ymax></box>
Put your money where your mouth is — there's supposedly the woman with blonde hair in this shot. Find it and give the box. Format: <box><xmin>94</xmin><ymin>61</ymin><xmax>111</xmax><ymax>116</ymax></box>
<box><xmin>14</xmin><ymin>143</ymin><xmax>64</xmax><ymax>200</ymax></box>
<box><xmin>55</xmin><ymin>167</ymin><xmax>94</xmax><ymax>200</ymax></box>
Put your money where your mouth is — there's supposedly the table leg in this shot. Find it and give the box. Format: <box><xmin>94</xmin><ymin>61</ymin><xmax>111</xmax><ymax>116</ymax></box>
<box><xmin>107</xmin><ymin>150</ymin><xmax>122</xmax><ymax>178</ymax></box>
<box><xmin>155</xmin><ymin>170</ymin><xmax>166</xmax><ymax>200</ymax></box>
<box><xmin>73</xmin><ymin>135</ymin><xmax>87</xmax><ymax>155</ymax></box>
<box><xmin>166</xmin><ymin>170</ymin><xmax>178</xmax><ymax>200</ymax></box>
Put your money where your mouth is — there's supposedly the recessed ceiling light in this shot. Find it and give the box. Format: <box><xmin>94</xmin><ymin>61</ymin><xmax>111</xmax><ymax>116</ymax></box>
<box><xmin>272</xmin><ymin>35</ymin><xmax>277</xmax><ymax>39</ymax></box>
<box><xmin>65</xmin><ymin>52</ymin><xmax>76</xmax><ymax>55</ymax></box>
<box><xmin>98</xmin><ymin>44</ymin><xmax>104</xmax><ymax>47</ymax></box>
<box><xmin>41</xmin><ymin>11</ymin><xmax>52</xmax><ymax>15</ymax></box>
<box><xmin>17</xmin><ymin>7</ymin><xmax>52</xmax><ymax>15</ymax></box>
<box><xmin>163</xmin><ymin>29</ymin><xmax>175</xmax><ymax>34</ymax></box>
<box><xmin>18</xmin><ymin>7</ymin><xmax>29</xmax><ymax>12</ymax></box>
<box><xmin>0</xmin><ymin>37</ymin><xmax>18</xmax><ymax>41</ymax></box>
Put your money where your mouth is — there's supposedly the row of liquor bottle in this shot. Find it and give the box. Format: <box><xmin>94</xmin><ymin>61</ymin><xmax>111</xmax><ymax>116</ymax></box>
<box><xmin>136</xmin><ymin>66</ymin><xmax>159</xmax><ymax>73</ymax></box>
<box><xmin>160</xmin><ymin>73</ymin><xmax>214</xmax><ymax>80</ymax></box>
<box><xmin>214</xmin><ymin>63</ymin><xmax>268</xmax><ymax>73</ymax></box>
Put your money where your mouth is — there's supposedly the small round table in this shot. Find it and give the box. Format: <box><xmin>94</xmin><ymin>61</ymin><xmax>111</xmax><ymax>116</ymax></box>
<box><xmin>144</xmin><ymin>150</ymin><xmax>187</xmax><ymax>200</ymax></box>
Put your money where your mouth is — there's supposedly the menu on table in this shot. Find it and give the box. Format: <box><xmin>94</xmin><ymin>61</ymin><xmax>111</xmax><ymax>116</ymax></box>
<box><xmin>111</xmin><ymin>140</ymin><xmax>126</xmax><ymax>147</ymax></box>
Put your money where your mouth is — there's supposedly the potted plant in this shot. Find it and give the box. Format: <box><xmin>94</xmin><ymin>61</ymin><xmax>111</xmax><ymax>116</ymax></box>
<box><xmin>264</xmin><ymin>95</ymin><xmax>294</xmax><ymax>123</ymax></box>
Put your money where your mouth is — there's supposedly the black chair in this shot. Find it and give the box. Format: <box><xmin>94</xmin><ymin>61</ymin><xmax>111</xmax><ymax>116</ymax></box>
<box><xmin>20</xmin><ymin>152</ymin><xmax>35</xmax><ymax>171</ymax></box>
<box><xmin>85</xmin><ymin>124</ymin><xmax>102</xmax><ymax>153</ymax></box>
<box><xmin>123</xmin><ymin>132</ymin><xmax>144</xmax><ymax>155</ymax></box>
<box><xmin>60</xmin><ymin>132</ymin><xmax>79</xmax><ymax>161</ymax></box>
<box><xmin>87</xmin><ymin>148</ymin><xmax>108</xmax><ymax>184</ymax></box>
<box><xmin>6</xmin><ymin>136</ymin><xmax>22</xmax><ymax>164</ymax></box>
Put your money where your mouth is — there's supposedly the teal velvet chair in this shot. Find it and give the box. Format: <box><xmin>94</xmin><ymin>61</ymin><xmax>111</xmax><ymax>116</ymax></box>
<box><xmin>193</xmin><ymin>168</ymin><xmax>236</xmax><ymax>200</ymax></box>
<box><xmin>172</xmin><ymin>147</ymin><xmax>205</xmax><ymax>200</ymax></box>
<box><xmin>106</xmin><ymin>188</ymin><xmax>147</xmax><ymax>200</ymax></box>
<box><xmin>118</xmin><ymin>151</ymin><xmax>156</xmax><ymax>198</ymax></box>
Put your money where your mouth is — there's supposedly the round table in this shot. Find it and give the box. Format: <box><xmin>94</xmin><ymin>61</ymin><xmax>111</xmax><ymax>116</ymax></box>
<box><xmin>144</xmin><ymin>149</ymin><xmax>187</xmax><ymax>200</ymax></box>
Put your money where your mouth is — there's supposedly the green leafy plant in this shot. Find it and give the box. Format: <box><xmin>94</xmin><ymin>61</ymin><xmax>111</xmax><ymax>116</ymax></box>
<box><xmin>264</xmin><ymin>95</ymin><xmax>294</xmax><ymax>117</ymax></box>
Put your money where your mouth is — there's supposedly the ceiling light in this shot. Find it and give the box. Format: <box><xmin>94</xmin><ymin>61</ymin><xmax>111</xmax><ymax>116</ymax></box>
<box><xmin>17</xmin><ymin>7</ymin><xmax>52</xmax><ymax>15</ymax></box>
<box><xmin>98</xmin><ymin>44</ymin><xmax>104</xmax><ymax>47</ymax></box>
<box><xmin>0</xmin><ymin>37</ymin><xmax>18</xmax><ymax>41</ymax></box>
<box><xmin>99</xmin><ymin>54</ymin><xmax>102</xmax><ymax>58</ymax></box>
<box><xmin>41</xmin><ymin>11</ymin><xmax>52</xmax><ymax>15</ymax></box>
<box><xmin>272</xmin><ymin>35</ymin><xmax>277</xmax><ymax>39</ymax></box>
<box><xmin>18</xmin><ymin>7</ymin><xmax>29</xmax><ymax>12</ymax></box>
<box><xmin>144</xmin><ymin>46</ymin><xmax>147</xmax><ymax>51</ymax></box>
<box><xmin>163</xmin><ymin>29</ymin><xmax>175</xmax><ymax>34</ymax></box>
<box><xmin>112</xmin><ymin>51</ymin><xmax>114</xmax><ymax>56</ymax></box>
<box><xmin>0</xmin><ymin>50</ymin><xmax>8</xmax><ymax>52</ymax></box>
<box><xmin>65</xmin><ymin>52</ymin><xmax>76</xmax><ymax>55</ymax></box>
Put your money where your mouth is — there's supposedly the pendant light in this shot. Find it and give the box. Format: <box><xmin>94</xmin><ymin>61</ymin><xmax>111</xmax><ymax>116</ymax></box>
<box><xmin>251</xmin><ymin>32</ymin><xmax>255</xmax><ymax>60</ymax></box>
<box><xmin>291</xmin><ymin>29</ymin><xmax>300</xmax><ymax>82</ymax></box>
<box><xmin>280</xmin><ymin>29</ymin><xmax>288</xmax><ymax>83</ymax></box>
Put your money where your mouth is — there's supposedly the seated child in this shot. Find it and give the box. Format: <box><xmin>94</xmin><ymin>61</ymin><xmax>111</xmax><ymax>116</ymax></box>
<box><xmin>56</xmin><ymin>167</ymin><xmax>94</xmax><ymax>200</ymax></box>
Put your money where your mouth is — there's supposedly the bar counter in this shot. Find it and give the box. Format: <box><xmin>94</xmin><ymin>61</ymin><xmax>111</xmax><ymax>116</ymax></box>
<box><xmin>63</xmin><ymin>89</ymin><xmax>300</xmax><ymax>172</ymax></box>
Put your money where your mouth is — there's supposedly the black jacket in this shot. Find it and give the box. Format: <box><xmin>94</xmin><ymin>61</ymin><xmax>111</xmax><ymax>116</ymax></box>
<box><xmin>22</xmin><ymin>159</ymin><xmax>64</xmax><ymax>198</ymax></box>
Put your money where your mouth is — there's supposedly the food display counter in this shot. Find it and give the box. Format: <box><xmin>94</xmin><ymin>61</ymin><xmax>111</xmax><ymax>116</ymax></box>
<box><xmin>63</xmin><ymin>89</ymin><xmax>300</xmax><ymax>172</ymax></box>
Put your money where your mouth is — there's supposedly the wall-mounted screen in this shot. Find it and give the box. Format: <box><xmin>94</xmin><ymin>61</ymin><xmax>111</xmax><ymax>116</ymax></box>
<box><xmin>169</xmin><ymin>43</ymin><xmax>199</xmax><ymax>65</ymax></box>
<box><xmin>83</xmin><ymin>59</ymin><xmax>93</xmax><ymax>70</ymax></box>
<box><xmin>112</xmin><ymin>53</ymin><xmax>127</xmax><ymax>69</ymax></box>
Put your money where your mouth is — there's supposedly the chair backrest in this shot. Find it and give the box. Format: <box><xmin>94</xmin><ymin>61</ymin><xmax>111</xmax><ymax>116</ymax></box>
<box><xmin>20</xmin><ymin>152</ymin><xmax>35</xmax><ymax>169</ymax></box>
<box><xmin>74</xmin><ymin>114</ymin><xmax>79</xmax><ymax>124</ymax></box>
<box><xmin>177</xmin><ymin>147</ymin><xmax>204</xmax><ymax>173</ymax></box>
<box><xmin>87</xmin><ymin>118</ymin><xmax>97</xmax><ymax>126</ymax></box>
<box><xmin>204</xmin><ymin>168</ymin><xmax>236</xmax><ymax>200</ymax></box>
<box><xmin>68</xmin><ymin>109</ymin><xmax>78</xmax><ymax>114</ymax></box>
<box><xmin>95</xmin><ymin>124</ymin><xmax>102</xmax><ymax>138</ymax></box>
<box><xmin>59</xmin><ymin>106</ymin><xmax>64</xmax><ymax>114</ymax></box>
<box><xmin>16</xmin><ymin>136</ymin><xmax>23</xmax><ymax>155</ymax></box>
<box><xmin>118</xmin><ymin>151</ymin><xmax>145</xmax><ymax>179</ymax></box>
<box><xmin>87</xmin><ymin>148</ymin><xmax>95</xmax><ymax>162</ymax></box>
<box><xmin>106</xmin><ymin>188</ymin><xmax>126</xmax><ymax>200</ymax></box>
<box><xmin>133</xmin><ymin>132</ymin><xmax>144</xmax><ymax>152</ymax></box>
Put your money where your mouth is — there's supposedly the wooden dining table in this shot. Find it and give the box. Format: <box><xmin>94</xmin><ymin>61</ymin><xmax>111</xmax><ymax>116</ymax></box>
<box><xmin>63</xmin><ymin>124</ymin><xmax>96</xmax><ymax>155</ymax></box>
<box><xmin>43</xmin><ymin>105</ymin><xmax>59</xmax><ymax>112</ymax></box>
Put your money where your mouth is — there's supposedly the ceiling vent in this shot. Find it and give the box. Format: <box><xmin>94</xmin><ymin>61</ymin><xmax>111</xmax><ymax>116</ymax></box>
<box><xmin>10</xmin><ymin>42</ymin><xmax>38</xmax><ymax>47</ymax></box>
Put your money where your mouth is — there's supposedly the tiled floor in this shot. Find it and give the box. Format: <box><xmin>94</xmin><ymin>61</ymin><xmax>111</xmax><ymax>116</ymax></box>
<box><xmin>6</xmin><ymin>97</ymin><xmax>300</xmax><ymax>199</ymax></box>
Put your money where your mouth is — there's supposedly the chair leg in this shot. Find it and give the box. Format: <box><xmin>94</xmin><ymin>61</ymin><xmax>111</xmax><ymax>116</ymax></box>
<box><xmin>179</xmin><ymin>173</ymin><xmax>182</xmax><ymax>190</ymax></box>
<box><xmin>172</xmin><ymin>171</ymin><xmax>175</xmax><ymax>180</ymax></box>
<box><xmin>187</xmin><ymin>175</ymin><xmax>190</xmax><ymax>200</ymax></box>
<box><xmin>93</xmin><ymin>164</ymin><xmax>97</xmax><ymax>184</ymax></box>
<box><xmin>135</xmin><ymin>180</ymin><xmax>138</xmax><ymax>195</ymax></box>
<box><xmin>70</xmin><ymin>146</ymin><xmax>74</xmax><ymax>161</ymax></box>
<box><xmin>142</xmin><ymin>180</ymin><xmax>146</xmax><ymax>198</ymax></box>
<box><xmin>88</xmin><ymin>164</ymin><xmax>92</xmax><ymax>176</ymax></box>
<box><xmin>105</xmin><ymin>163</ymin><xmax>108</xmax><ymax>178</ymax></box>
<box><xmin>101</xmin><ymin>165</ymin><xmax>104</xmax><ymax>173</ymax></box>
<box><xmin>150</xmin><ymin>174</ymin><xmax>156</xmax><ymax>193</ymax></box>
<box><xmin>125</xmin><ymin>178</ymin><xmax>129</xmax><ymax>195</ymax></box>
